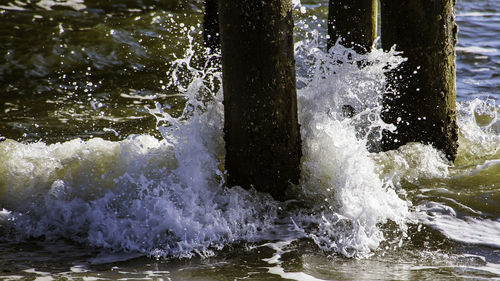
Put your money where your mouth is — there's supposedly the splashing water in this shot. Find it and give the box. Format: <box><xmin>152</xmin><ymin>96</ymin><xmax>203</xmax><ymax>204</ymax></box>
<box><xmin>0</xmin><ymin>12</ymin><xmax>499</xmax><ymax>266</ymax></box>
<box><xmin>289</xmin><ymin>36</ymin><xmax>411</xmax><ymax>257</ymax></box>
<box><xmin>0</xmin><ymin>29</ymin><xmax>414</xmax><ymax>260</ymax></box>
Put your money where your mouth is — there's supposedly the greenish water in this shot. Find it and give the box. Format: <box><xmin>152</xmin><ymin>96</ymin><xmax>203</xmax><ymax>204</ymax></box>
<box><xmin>0</xmin><ymin>0</ymin><xmax>499</xmax><ymax>280</ymax></box>
<box><xmin>1</xmin><ymin>0</ymin><xmax>202</xmax><ymax>143</ymax></box>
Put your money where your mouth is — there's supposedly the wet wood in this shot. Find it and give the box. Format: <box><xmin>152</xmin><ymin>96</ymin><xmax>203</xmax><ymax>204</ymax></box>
<box><xmin>328</xmin><ymin>0</ymin><xmax>377</xmax><ymax>53</ymax></box>
<box><xmin>218</xmin><ymin>0</ymin><xmax>302</xmax><ymax>200</ymax></box>
<box><xmin>203</xmin><ymin>0</ymin><xmax>220</xmax><ymax>52</ymax></box>
<box><xmin>381</xmin><ymin>0</ymin><xmax>459</xmax><ymax>161</ymax></box>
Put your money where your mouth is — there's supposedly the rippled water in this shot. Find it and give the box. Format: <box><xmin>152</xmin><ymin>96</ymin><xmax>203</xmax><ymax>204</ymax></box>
<box><xmin>0</xmin><ymin>0</ymin><xmax>499</xmax><ymax>280</ymax></box>
<box><xmin>456</xmin><ymin>0</ymin><xmax>500</xmax><ymax>101</ymax></box>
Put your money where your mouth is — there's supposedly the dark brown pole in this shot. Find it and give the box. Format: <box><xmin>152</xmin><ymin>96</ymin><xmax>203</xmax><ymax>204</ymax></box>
<box><xmin>327</xmin><ymin>0</ymin><xmax>377</xmax><ymax>53</ymax></box>
<box><xmin>203</xmin><ymin>0</ymin><xmax>220</xmax><ymax>52</ymax></box>
<box><xmin>381</xmin><ymin>0</ymin><xmax>459</xmax><ymax>161</ymax></box>
<box><xmin>219</xmin><ymin>0</ymin><xmax>301</xmax><ymax>200</ymax></box>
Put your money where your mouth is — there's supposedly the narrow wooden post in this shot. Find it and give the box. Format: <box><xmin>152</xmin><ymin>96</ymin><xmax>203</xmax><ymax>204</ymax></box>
<box><xmin>381</xmin><ymin>0</ymin><xmax>459</xmax><ymax>161</ymax></box>
<box><xmin>219</xmin><ymin>0</ymin><xmax>302</xmax><ymax>200</ymax></box>
<box><xmin>327</xmin><ymin>0</ymin><xmax>377</xmax><ymax>52</ymax></box>
<box><xmin>203</xmin><ymin>0</ymin><xmax>220</xmax><ymax>52</ymax></box>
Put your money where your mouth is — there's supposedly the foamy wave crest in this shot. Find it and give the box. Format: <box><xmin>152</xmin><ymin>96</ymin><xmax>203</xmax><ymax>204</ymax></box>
<box><xmin>372</xmin><ymin>143</ymin><xmax>451</xmax><ymax>187</ymax></box>
<box><xmin>419</xmin><ymin>201</ymin><xmax>500</xmax><ymax>248</ymax></box>
<box><xmin>455</xmin><ymin>98</ymin><xmax>499</xmax><ymax>166</ymax></box>
<box><xmin>0</xmin><ymin>135</ymin><xmax>283</xmax><ymax>258</ymax></box>
<box><xmin>0</xmin><ymin>36</ymin><xmax>283</xmax><ymax>258</ymax></box>
<box><xmin>292</xmin><ymin>39</ymin><xmax>410</xmax><ymax>257</ymax></box>
<box><xmin>0</xmin><ymin>28</ymin><xmax>417</xmax><ymax>259</ymax></box>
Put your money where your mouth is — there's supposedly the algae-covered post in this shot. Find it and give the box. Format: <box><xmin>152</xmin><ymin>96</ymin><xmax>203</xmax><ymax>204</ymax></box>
<box><xmin>381</xmin><ymin>0</ymin><xmax>459</xmax><ymax>161</ymax></box>
<box><xmin>327</xmin><ymin>0</ymin><xmax>377</xmax><ymax>52</ymax></box>
<box><xmin>203</xmin><ymin>0</ymin><xmax>220</xmax><ymax>52</ymax></box>
<box><xmin>218</xmin><ymin>0</ymin><xmax>302</xmax><ymax>200</ymax></box>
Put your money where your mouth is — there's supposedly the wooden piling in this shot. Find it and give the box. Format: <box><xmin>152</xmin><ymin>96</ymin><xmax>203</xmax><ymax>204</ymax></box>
<box><xmin>381</xmin><ymin>0</ymin><xmax>459</xmax><ymax>161</ymax></box>
<box><xmin>203</xmin><ymin>0</ymin><xmax>220</xmax><ymax>52</ymax></box>
<box><xmin>218</xmin><ymin>0</ymin><xmax>302</xmax><ymax>200</ymax></box>
<box><xmin>327</xmin><ymin>0</ymin><xmax>377</xmax><ymax>52</ymax></box>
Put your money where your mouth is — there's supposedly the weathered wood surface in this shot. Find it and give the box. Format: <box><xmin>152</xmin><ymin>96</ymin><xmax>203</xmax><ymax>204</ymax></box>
<box><xmin>219</xmin><ymin>0</ymin><xmax>302</xmax><ymax>200</ymax></box>
<box><xmin>203</xmin><ymin>0</ymin><xmax>220</xmax><ymax>52</ymax></box>
<box><xmin>328</xmin><ymin>0</ymin><xmax>377</xmax><ymax>52</ymax></box>
<box><xmin>381</xmin><ymin>0</ymin><xmax>459</xmax><ymax>161</ymax></box>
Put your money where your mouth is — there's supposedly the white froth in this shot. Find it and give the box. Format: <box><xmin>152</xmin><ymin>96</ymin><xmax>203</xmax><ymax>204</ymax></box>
<box><xmin>455</xmin><ymin>99</ymin><xmax>499</xmax><ymax>166</ymax></box>
<box><xmin>293</xmin><ymin>41</ymin><xmax>410</xmax><ymax>257</ymax></box>
<box><xmin>36</xmin><ymin>0</ymin><xmax>86</xmax><ymax>11</ymax></box>
<box><xmin>0</xmin><ymin>32</ymin><xmax>416</xmax><ymax>259</ymax></box>
<box><xmin>262</xmin><ymin>241</ymin><xmax>325</xmax><ymax>281</ymax></box>
<box><xmin>420</xmin><ymin>204</ymin><xmax>500</xmax><ymax>248</ymax></box>
<box><xmin>457</xmin><ymin>12</ymin><xmax>500</xmax><ymax>17</ymax></box>
<box><xmin>1</xmin><ymin>132</ymin><xmax>281</xmax><ymax>258</ymax></box>
<box><xmin>0</xmin><ymin>41</ymin><xmax>283</xmax><ymax>258</ymax></box>
<box><xmin>456</xmin><ymin>46</ymin><xmax>498</xmax><ymax>55</ymax></box>
<box><xmin>4</xmin><ymin>21</ymin><xmax>498</xmax><ymax>261</ymax></box>
<box><xmin>372</xmin><ymin>143</ymin><xmax>450</xmax><ymax>187</ymax></box>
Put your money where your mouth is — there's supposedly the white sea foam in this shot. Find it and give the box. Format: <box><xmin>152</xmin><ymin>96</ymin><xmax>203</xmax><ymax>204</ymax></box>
<box><xmin>455</xmin><ymin>98</ymin><xmax>499</xmax><ymax>166</ymax></box>
<box><xmin>372</xmin><ymin>143</ymin><xmax>451</xmax><ymax>187</ymax></box>
<box><xmin>0</xmin><ymin>37</ymin><xmax>282</xmax><ymax>258</ymax></box>
<box><xmin>3</xmin><ymin>18</ymin><xmax>499</xmax><ymax>261</ymax></box>
<box><xmin>456</xmin><ymin>46</ymin><xmax>499</xmax><ymax>55</ymax></box>
<box><xmin>0</xmin><ymin>133</ymin><xmax>283</xmax><ymax>258</ymax></box>
<box><xmin>408</xmin><ymin>99</ymin><xmax>500</xmax><ymax>252</ymax></box>
<box><xmin>0</xmin><ymin>3</ymin><xmax>27</xmax><ymax>11</ymax></box>
<box><xmin>0</xmin><ymin>36</ymin><xmax>415</xmax><ymax>259</ymax></box>
<box><xmin>36</xmin><ymin>0</ymin><xmax>86</xmax><ymax>11</ymax></box>
<box><xmin>419</xmin><ymin>201</ymin><xmax>500</xmax><ymax>248</ymax></box>
<box><xmin>0</xmin><ymin>44</ymin><xmax>281</xmax><ymax>255</ymax></box>
<box><xmin>291</xmin><ymin>40</ymin><xmax>412</xmax><ymax>257</ymax></box>
<box><xmin>263</xmin><ymin>241</ymin><xmax>325</xmax><ymax>281</ymax></box>
<box><xmin>457</xmin><ymin>12</ymin><xmax>500</xmax><ymax>17</ymax></box>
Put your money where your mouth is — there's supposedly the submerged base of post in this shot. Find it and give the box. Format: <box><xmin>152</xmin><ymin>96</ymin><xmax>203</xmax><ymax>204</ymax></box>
<box><xmin>219</xmin><ymin>0</ymin><xmax>301</xmax><ymax>200</ymax></box>
<box><xmin>381</xmin><ymin>0</ymin><xmax>459</xmax><ymax>161</ymax></box>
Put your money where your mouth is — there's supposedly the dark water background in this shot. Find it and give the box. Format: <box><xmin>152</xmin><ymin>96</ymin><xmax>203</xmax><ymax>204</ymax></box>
<box><xmin>1</xmin><ymin>0</ymin><xmax>203</xmax><ymax>143</ymax></box>
<box><xmin>0</xmin><ymin>0</ymin><xmax>498</xmax><ymax>144</ymax></box>
<box><xmin>0</xmin><ymin>0</ymin><xmax>499</xmax><ymax>280</ymax></box>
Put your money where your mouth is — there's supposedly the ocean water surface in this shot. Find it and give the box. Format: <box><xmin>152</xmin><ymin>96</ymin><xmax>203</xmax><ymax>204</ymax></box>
<box><xmin>0</xmin><ymin>0</ymin><xmax>499</xmax><ymax>280</ymax></box>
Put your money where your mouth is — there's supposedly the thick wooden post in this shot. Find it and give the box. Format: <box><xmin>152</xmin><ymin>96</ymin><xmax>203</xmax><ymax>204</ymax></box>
<box><xmin>219</xmin><ymin>0</ymin><xmax>301</xmax><ymax>200</ymax></box>
<box><xmin>381</xmin><ymin>0</ymin><xmax>459</xmax><ymax>161</ymax></box>
<box><xmin>327</xmin><ymin>0</ymin><xmax>377</xmax><ymax>52</ymax></box>
<box><xmin>203</xmin><ymin>0</ymin><xmax>220</xmax><ymax>52</ymax></box>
